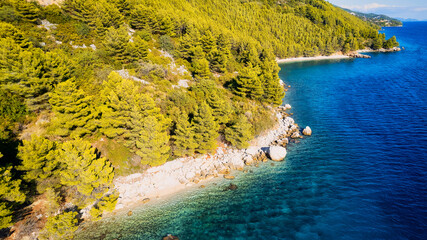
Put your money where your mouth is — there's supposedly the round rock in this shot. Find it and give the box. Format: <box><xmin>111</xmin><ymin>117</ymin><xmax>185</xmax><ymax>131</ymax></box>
<box><xmin>268</xmin><ymin>146</ymin><xmax>287</xmax><ymax>161</ymax></box>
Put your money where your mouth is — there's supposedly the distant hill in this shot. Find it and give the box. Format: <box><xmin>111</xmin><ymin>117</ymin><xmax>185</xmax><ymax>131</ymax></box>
<box><xmin>341</xmin><ymin>8</ymin><xmax>403</xmax><ymax>27</ymax></box>
<box><xmin>396</xmin><ymin>18</ymin><xmax>423</xmax><ymax>22</ymax></box>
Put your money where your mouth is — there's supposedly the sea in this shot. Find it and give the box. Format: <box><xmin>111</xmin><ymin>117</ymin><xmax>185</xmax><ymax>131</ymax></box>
<box><xmin>75</xmin><ymin>22</ymin><xmax>427</xmax><ymax>240</ymax></box>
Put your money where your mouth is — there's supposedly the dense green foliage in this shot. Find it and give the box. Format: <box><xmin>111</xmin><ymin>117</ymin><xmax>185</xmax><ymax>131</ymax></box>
<box><xmin>0</xmin><ymin>152</ymin><xmax>25</xmax><ymax>229</ymax></box>
<box><xmin>0</xmin><ymin>0</ymin><xmax>399</xmax><ymax>234</ymax></box>
<box><xmin>17</xmin><ymin>136</ymin><xmax>59</xmax><ymax>193</ymax></box>
<box><xmin>39</xmin><ymin>211</ymin><xmax>78</xmax><ymax>240</ymax></box>
<box><xmin>172</xmin><ymin>111</ymin><xmax>197</xmax><ymax>157</ymax></box>
<box><xmin>0</xmin><ymin>89</ymin><xmax>27</xmax><ymax>140</ymax></box>
<box><xmin>89</xmin><ymin>191</ymin><xmax>119</xmax><ymax>220</ymax></box>
<box><xmin>225</xmin><ymin>115</ymin><xmax>254</xmax><ymax>149</ymax></box>
<box><xmin>58</xmin><ymin>139</ymin><xmax>114</xmax><ymax>203</ymax></box>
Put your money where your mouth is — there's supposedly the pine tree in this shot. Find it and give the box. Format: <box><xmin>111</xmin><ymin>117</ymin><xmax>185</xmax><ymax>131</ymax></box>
<box><xmin>0</xmin><ymin>202</ymin><xmax>13</xmax><ymax>229</ymax></box>
<box><xmin>102</xmin><ymin>26</ymin><xmax>130</xmax><ymax>64</ymax></box>
<box><xmin>200</xmin><ymin>30</ymin><xmax>216</xmax><ymax>55</ymax></box>
<box><xmin>172</xmin><ymin>111</ymin><xmax>197</xmax><ymax>157</ymax></box>
<box><xmin>0</xmin><ymin>152</ymin><xmax>25</xmax><ymax>229</ymax></box>
<box><xmin>0</xmin><ymin>40</ymin><xmax>71</xmax><ymax>111</ymax></box>
<box><xmin>224</xmin><ymin>115</ymin><xmax>254</xmax><ymax>149</ymax></box>
<box><xmin>49</xmin><ymin>79</ymin><xmax>97</xmax><ymax>137</ymax></box>
<box><xmin>258</xmin><ymin>54</ymin><xmax>285</xmax><ymax>106</ymax></box>
<box><xmin>216</xmin><ymin>33</ymin><xmax>231</xmax><ymax>58</ymax></box>
<box><xmin>114</xmin><ymin>0</ymin><xmax>131</xmax><ymax>16</ymax></box>
<box><xmin>89</xmin><ymin>191</ymin><xmax>119</xmax><ymax>221</ymax></box>
<box><xmin>39</xmin><ymin>211</ymin><xmax>78</xmax><ymax>240</ymax></box>
<box><xmin>14</xmin><ymin>0</ymin><xmax>39</xmax><ymax>23</ymax></box>
<box><xmin>177</xmin><ymin>26</ymin><xmax>201</xmax><ymax>61</ymax></box>
<box><xmin>206</xmin><ymin>91</ymin><xmax>232</xmax><ymax>125</ymax></box>
<box><xmin>262</xmin><ymin>75</ymin><xmax>284</xmax><ymax>106</ymax></box>
<box><xmin>0</xmin><ymin>89</ymin><xmax>27</xmax><ymax>140</ymax></box>
<box><xmin>372</xmin><ymin>37</ymin><xmax>383</xmax><ymax>50</ymax></box>
<box><xmin>342</xmin><ymin>43</ymin><xmax>351</xmax><ymax>53</ymax></box>
<box><xmin>0</xmin><ymin>22</ymin><xmax>31</xmax><ymax>48</ymax></box>
<box><xmin>349</xmin><ymin>37</ymin><xmax>359</xmax><ymax>50</ymax></box>
<box><xmin>44</xmin><ymin>188</ymin><xmax>62</xmax><ymax>216</ymax></box>
<box><xmin>129</xmin><ymin>4</ymin><xmax>152</xmax><ymax>30</ymax></box>
<box><xmin>126</xmin><ymin>35</ymin><xmax>148</xmax><ymax>63</ymax></box>
<box><xmin>98</xmin><ymin>72</ymin><xmax>135</xmax><ymax>138</ymax></box>
<box><xmin>62</xmin><ymin>0</ymin><xmax>92</xmax><ymax>22</ymax></box>
<box><xmin>136</xmin><ymin>116</ymin><xmax>170</xmax><ymax>166</ymax></box>
<box><xmin>384</xmin><ymin>36</ymin><xmax>399</xmax><ymax>49</ymax></box>
<box><xmin>190</xmin><ymin>46</ymin><xmax>210</xmax><ymax>79</ymax></box>
<box><xmin>208</xmin><ymin>48</ymin><xmax>228</xmax><ymax>73</ymax></box>
<box><xmin>191</xmin><ymin>57</ymin><xmax>211</xmax><ymax>79</ymax></box>
<box><xmin>0</xmin><ymin>167</ymin><xmax>25</xmax><ymax>204</ymax></box>
<box><xmin>233</xmin><ymin>63</ymin><xmax>264</xmax><ymax>100</ymax></box>
<box><xmin>17</xmin><ymin>136</ymin><xmax>60</xmax><ymax>192</ymax></box>
<box><xmin>193</xmin><ymin>103</ymin><xmax>219</xmax><ymax>153</ymax></box>
<box><xmin>154</xmin><ymin>13</ymin><xmax>175</xmax><ymax>36</ymax></box>
<box><xmin>63</xmin><ymin>0</ymin><xmax>122</xmax><ymax>35</ymax></box>
<box><xmin>124</xmin><ymin>93</ymin><xmax>164</xmax><ymax>150</ymax></box>
<box><xmin>90</xmin><ymin>1</ymin><xmax>123</xmax><ymax>35</ymax></box>
<box><xmin>58</xmin><ymin>139</ymin><xmax>114</xmax><ymax>199</ymax></box>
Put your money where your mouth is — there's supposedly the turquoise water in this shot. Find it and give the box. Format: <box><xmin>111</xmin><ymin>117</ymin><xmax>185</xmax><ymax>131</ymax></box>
<box><xmin>76</xmin><ymin>22</ymin><xmax>427</xmax><ymax>240</ymax></box>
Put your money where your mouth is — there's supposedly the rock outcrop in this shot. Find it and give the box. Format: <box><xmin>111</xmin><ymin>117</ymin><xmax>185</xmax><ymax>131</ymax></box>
<box><xmin>291</xmin><ymin>131</ymin><xmax>301</xmax><ymax>139</ymax></box>
<box><xmin>267</xmin><ymin>146</ymin><xmax>287</xmax><ymax>161</ymax></box>
<box><xmin>348</xmin><ymin>53</ymin><xmax>371</xmax><ymax>59</ymax></box>
<box><xmin>303</xmin><ymin>126</ymin><xmax>312</xmax><ymax>136</ymax></box>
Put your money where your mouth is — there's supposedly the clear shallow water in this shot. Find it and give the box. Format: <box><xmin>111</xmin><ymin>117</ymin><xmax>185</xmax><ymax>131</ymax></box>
<box><xmin>76</xmin><ymin>22</ymin><xmax>427</xmax><ymax>240</ymax></box>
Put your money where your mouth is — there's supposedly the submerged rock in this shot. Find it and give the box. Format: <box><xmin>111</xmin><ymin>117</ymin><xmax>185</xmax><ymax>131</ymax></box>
<box><xmin>268</xmin><ymin>146</ymin><xmax>287</xmax><ymax>161</ymax></box>
<box><xmin>163</xmin><ymin>234</ymin><xmax>179</xmax><ymax>240</ymax></box>
<box><xmin>303</xmin><ymin>126</ymin><xmax>312</xmax><ymax>136</ymax></box>
<box><xmin>225</xmin><ymin>183</ymin><xmax>238</xmax><ymax>191</ymax></box>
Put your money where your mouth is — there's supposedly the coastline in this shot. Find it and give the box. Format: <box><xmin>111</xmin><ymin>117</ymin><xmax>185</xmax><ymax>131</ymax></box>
<box><xmin>276</xmin><ymin>47</ymin><xmax>401</xmax><ymax>64</ymax></box>
<box><xmin>357</xmin><ymin>47</ymin><xmax>402</xmax><ymax>53</ymax></box>
<box><xmin>108</xmin><ymin>106</ymin><xmax>302</xmax><ymax>215</ymax></box>
<box><xmin>276</xmin><ymin>53</ymin><xmax>350</xmax><ymax>63</ymax></box>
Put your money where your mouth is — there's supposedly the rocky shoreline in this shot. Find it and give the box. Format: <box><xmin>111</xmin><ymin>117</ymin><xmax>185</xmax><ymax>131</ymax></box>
<box><xmin>349</xmin><ymin>47</ymin><xmax>402</xmax><ymax>59</ymax></box>
<box><xmin>276</xmin><ymin>47</ymin><xmax>402</xmax><ymax>63</ymax></box>
<box><xmin>357</xmin><ymin>47</ymin><xmax>402</xmax><ymax>53</ymax></box>
<box><xmin>113</xmin><ymin>105</ymin><xmax>308</xmax><ymax>211</ymax></box>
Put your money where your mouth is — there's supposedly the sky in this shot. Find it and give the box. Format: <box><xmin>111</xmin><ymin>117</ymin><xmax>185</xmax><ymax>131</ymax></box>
<box><xmin>326</xmin><ymin>0</ymin><xmax>427</xmax><ymax>20</ymax></box>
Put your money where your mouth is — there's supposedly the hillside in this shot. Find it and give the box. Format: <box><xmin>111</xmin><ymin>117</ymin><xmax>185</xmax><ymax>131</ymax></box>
<box><xmin>0</xmin><ymin>0</ymin><xmax>399</xmax><ymax>239</ymax></box>
<box><xmin>341</xmin><ymin>7</ymin><xmax>403</xmax><ymax>27</ymax></box>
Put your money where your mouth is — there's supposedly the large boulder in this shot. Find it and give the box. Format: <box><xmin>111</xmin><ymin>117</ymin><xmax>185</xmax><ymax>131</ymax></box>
<box><xmin>267</xmin><ymin>146</ymin><xmax>287</xmax><ymax>161</ymax></box>
<box><xmin>303</xmin><ymin>126</ymin><xmax>312</xmax><ymax>136</ymax></box>
<box><xmin>291</xmin><ymin>131</ymin><xmax>301</xmax><ymax>139</ymax></box>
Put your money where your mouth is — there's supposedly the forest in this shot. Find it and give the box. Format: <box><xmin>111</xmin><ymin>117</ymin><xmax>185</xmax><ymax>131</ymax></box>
<box><xmin>0</xmin><ymin>0</ymin><xmax>398</xmax><ymax>238</ymax></box>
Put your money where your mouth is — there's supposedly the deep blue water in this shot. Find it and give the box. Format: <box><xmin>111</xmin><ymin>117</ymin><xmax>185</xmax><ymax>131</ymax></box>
<box><xmin>76</xmin><ymin>22</ymin><xmax>427</xmax><ymax>240</ymax></box>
